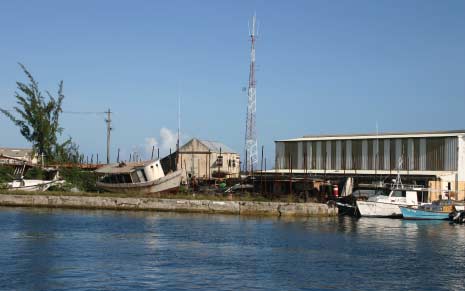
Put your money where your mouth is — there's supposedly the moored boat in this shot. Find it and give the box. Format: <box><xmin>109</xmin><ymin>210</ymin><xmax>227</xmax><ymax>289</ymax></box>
<box><xmin>399</xmin><ymin>207</ymin><xmax>449</xmax><ymax>220</ymax></box>
<box><xmin>355</xmin><ymin>168</ymin><xmax>431</xmax><ymax>218</ymax></box>
<box><xmin>399</xmin><ymin>201</ymin><xmax>455</xmax><ymax>220</ymax></box>
<box><xmin>356</xmin><ymin>187</ymin><xmax>428</xmax><ymax>218</ymax></box>
<box><xmin>336</xmin><ymin>189</ymin><xmax>385</xmax><ymax>217</ymax></box>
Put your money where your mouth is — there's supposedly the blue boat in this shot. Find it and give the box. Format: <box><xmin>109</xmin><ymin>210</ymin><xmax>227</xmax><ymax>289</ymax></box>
<box><xmin>400</xmin><ymin>206</ymin><xmax>449</xmax><ymax>220</ymax></box>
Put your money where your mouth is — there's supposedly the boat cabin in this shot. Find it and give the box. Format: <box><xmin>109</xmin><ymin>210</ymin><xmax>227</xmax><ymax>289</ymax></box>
<box><xmin>95</xmin><ymin>160</ymin><xmax>165</xmax><ymax>184</ymax></box>
<box><xmin>390</xmin><ymin>188</ymin><xmax>430</xmax><ymax>204</ymax></box>
<box><xmin>367</xmin><ymin>187</ymin><xmax>430</xmax><ymax>205</ymax></box>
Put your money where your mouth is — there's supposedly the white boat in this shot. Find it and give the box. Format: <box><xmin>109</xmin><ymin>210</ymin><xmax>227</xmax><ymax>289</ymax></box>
<box><xmin>356</xmin><ymin>161</ymin><xmax>431</xmax><ymax>218</ymax></box>
<box><xmin>356</xmin><ymin>188</ymin><xmax>424</xmax><ymax>218</ymax></box>
<box><xmin>7</xmin><ymin>179</ymin><xmax>64</xmax><ymax>191</ymax></box>
<box><xmin>6</xmin><ymin>169</ymin><xmax>65</xmax><ymax>192</ymax></box>
<box><xmin>95</xmin><ymin>160</ymin><xmax>185</xmax><ymax>194</ymax></box>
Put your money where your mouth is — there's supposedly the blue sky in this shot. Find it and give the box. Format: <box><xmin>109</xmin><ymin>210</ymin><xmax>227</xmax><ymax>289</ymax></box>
<box><xmin>1</xmin><ymin>0</ymin><xmax>465</xmax><ymax>165</ymax></box>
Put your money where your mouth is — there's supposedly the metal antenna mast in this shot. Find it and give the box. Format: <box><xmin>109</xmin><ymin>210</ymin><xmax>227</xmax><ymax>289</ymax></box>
<box><xmin>244</xmin><ymin>14</ymin><xmax>258</xmax><ymax>172</ymax></box>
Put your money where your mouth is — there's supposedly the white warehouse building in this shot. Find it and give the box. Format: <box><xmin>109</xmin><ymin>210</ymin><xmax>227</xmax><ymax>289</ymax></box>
<box><xmin>275</xmin><ymin>130</ymin><xmax>465</xmax><ymax>201</ymax></box>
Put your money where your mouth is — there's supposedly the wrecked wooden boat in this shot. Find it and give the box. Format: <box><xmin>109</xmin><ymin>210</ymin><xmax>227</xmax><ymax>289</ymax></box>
<box><xmin>95</xmin><ymin>160</ymin><xmax>185</xmax><ymax>194</ymax></box>
<box><xmin>3</xmin><ymin>164</ymin><xmax>65</xmax><ymax>192</ymax></box>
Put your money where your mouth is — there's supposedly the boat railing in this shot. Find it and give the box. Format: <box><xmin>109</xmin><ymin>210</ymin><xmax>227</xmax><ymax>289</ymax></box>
<box><xmin>386</xmin><ymin>183</ymin><xmax>430</xmax><ymax>191</ymax></box>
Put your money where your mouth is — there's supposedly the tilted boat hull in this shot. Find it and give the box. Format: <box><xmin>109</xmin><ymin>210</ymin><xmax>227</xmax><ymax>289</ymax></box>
<box><xmin>97</xmin><ymin>169</ymin><xmax>184</xmax><ymax>194</ymax></box>
<box><xmin>356</xmin><ymin>201</ymin><xmax>403</xmax><ymax>218</ymax></box>
<box><xmin>399</xmin><ymin>206</ymin><xmax>449</xmax><ymax>220</ymax></box>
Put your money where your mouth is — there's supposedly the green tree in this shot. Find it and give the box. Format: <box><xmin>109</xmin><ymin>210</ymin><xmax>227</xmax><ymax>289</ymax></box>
<box><xmin>0</xmin><ymin>63</ymin><xmax>78</xmax><ymax>162</ymax></box>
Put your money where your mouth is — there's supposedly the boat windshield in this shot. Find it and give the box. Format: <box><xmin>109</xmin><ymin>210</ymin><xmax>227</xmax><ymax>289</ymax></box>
<box><xmin>352</xmin><ymin>189</ymin><xmax>388</xmax><ymax>198</ymax></box>
<box><xmin>375</xmin><ymin>189</ymin><xmax>389</xmax><ymax>196</ymax></box>
<box><xmin>391</xmin><ymin>190</ymin><xmax>406</xmax><ymax>197</ymax></box>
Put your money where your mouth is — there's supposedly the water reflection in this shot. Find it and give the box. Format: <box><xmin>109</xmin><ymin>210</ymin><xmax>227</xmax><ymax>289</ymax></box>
<box><xmin>0</xmin><ymin>207</ymin><xmax>464</xmax><ymax>291</ymax></box>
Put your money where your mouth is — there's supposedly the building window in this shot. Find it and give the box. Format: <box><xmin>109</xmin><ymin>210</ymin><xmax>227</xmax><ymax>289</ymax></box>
<box><xmin>217</xmin><ymin>155</ymin><xmax>223</xmax><ymax>167</ymax></box>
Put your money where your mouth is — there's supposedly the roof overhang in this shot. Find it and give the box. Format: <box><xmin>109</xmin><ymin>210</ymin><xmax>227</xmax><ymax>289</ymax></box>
<box><xmin>276</xmin><ymin>130</ymin><xmax>465</xmax><ymax>142</ymax></box>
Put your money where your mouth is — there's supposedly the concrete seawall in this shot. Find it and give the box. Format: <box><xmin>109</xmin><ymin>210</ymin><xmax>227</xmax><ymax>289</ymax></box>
<box><xmin>0</xmin><ymin>194</ymin><xmax>338</xmax><ymax>217</ymax></box>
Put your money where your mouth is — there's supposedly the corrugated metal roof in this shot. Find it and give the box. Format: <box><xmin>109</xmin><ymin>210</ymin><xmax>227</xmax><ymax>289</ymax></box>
<box><xmin>0</xmin><ymin>147</ymin><xmax>33</xmax><ymax>158</ymax></box>
<box><xmin>181</xmin><ymin>139</ymin><xmax>237</xmax><ymax>153</ymax></box>
<box><xmin>95</xmin><ymin>161</ymin><xmax>155</xmax><ymax>174</ymax></box>
<box><xmin>198</xmin><ymin>140</ymin><xmax>237</xmax><ymax>153</ymax></box>
<box><xmin>277</xmin><ymin>129</ymin><xmax>465</xmax><ymax>142</ymax></box>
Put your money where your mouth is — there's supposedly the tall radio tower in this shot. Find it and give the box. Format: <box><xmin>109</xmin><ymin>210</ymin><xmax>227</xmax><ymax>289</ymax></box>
<box><xmin>244</xmin><ymin>14</ymin><xmax>258</xmax><ymax>172</ymax></box>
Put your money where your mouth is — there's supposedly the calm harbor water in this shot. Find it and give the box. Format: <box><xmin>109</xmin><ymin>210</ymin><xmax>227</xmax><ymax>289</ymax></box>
<box><xmin>0</xmin><ymin>207</ymin><xmax>464</xmax><ymax>291</ymax></box>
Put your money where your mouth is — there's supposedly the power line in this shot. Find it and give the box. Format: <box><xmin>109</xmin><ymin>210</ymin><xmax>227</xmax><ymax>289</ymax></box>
<box><xmin>2</xmin><ymin>105</ymin><xmax>114</xmax><ymax>163</ymax></box>
<box><xmin>63</xmin><ymin>111</ymin><xmax>107</xmax><ymax>115</ymax></box>
<box><xmin>1</xmin><ymin>107</ymin><xmax>107</xmax><ymax>115</ymax></box>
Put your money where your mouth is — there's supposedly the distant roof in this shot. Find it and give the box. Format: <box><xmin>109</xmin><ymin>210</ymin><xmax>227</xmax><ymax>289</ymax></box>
<box><xmin>95</xmin><ymin>160</ymin><xmax>156</xmax><ymax>174</ymax></box>
<box><xmin>181</xmin><ymin>138</ymin><xmax>237</xmax><ymax>154</ymax></box>
<box><xmin>277</xmin><ymin>129</ymin><xmax>465</xmax><ymax>142</ymax></box>
<box><xmin>198</xmin><ymin>140</ymin><xmax>236</xmax><ymax>153</ymax></box>
<box><xmin>0</xmin><ymin>147</ymin><xmax>33</xmax><ymax>158</ymax></box>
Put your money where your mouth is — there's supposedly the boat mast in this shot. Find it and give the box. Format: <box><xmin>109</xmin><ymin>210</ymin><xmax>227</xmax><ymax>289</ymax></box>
<box><xmin>394</xmin><ymin>155</ymin><xmax>403</xmax><ymax>189</ymax></box>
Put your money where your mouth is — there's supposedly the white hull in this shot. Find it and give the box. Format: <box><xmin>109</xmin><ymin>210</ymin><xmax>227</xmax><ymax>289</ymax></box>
<box><xmin>7</xmin><ymin>179</ymin><xmax>65</xmax><ymax>192</ymax></box>
<box><xmin>455</xmin><ymin>205</ymin><xmax>464</xmax><ymax>211</ymax></box>
<box><xmin>356</xmin><ymin>201</ymin><xmax>404</xmax><ymax>218</ymax></box>
<box><xmin>97</xmin><ymin>169</ymin><xmax>184</xmax><ymax>194</ymax></box>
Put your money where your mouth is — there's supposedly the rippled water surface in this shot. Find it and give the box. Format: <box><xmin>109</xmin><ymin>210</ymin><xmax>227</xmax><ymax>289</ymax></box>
<box><xmin>0</xmin><ymin>207</ymin><xmax>464</xmax><ymax>291</ymax></box>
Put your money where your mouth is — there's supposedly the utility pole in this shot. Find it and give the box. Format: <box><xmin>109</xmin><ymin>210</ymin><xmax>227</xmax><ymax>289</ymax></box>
<box><xmin>218</xmin><ymin>147</ymin><xmax>222</xmax><ymax>179</ymax></box>
<box><xmin>177</xmin><ymin>96</ymin><xmax>181</xmax><ymax>170</ymax></box>
<box><xmin>105</xmin><ymin>108</ymin><xmax>112</xmax><ymax>164</ymax></box>
<box><xmin>41</xmin><ymin>152</ymin><xmax>45</xmax><ymax>168</ymax></box>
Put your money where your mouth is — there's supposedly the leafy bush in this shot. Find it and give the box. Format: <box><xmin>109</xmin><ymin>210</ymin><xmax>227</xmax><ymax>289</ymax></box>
<box><xmin>0</xmin><ymin>166</ymin><xmax>14</xmax><ymax>183</ymax></box>
<box><xmin>23</xmin><ymin>167</ymin><xmax>44</xmax><ymax>180</ymax></box>
<box><xmin>58</xmin><ymin>167</ymin><xmax>99</xmax><ymax>192</ymax></box>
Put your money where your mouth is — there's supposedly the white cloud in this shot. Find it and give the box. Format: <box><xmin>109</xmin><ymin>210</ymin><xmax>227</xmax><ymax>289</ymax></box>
<box><xmin>144</xmin><ymin>137</ymin><xmax>158</xmax><ymax>158</ymax></box>
<box><xmin>160</xmin><ymin>127</ymin><xmax>177</xmax><ymax>152</ymax></box>
<box><xmin>141</xmin><ymin>128</ymin><xmax>180</xmax><ymax>159</ymax></box>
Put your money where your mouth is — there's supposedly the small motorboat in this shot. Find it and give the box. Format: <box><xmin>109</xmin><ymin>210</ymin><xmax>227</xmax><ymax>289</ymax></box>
<box><xmin>399</xmin><ymin>201</ymin><xmax>455</xmax><ymax>220</ymax></box>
